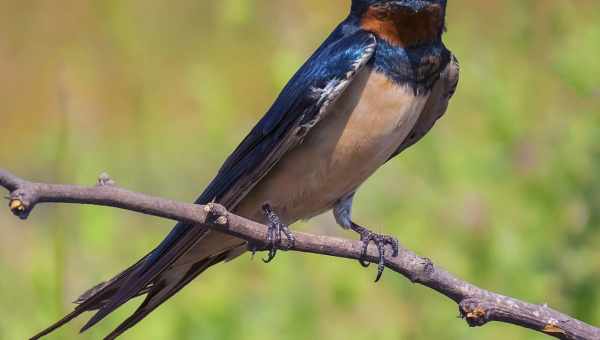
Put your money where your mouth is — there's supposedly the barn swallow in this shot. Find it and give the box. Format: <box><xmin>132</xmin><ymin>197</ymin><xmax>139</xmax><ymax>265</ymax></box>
<box><xmin>32</xmin><ymin>0</ymin><xmax>459</xmax><ymax>338</ymax></box>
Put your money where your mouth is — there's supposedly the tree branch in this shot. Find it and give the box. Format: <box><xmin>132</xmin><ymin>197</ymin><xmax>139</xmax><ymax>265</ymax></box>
<box><xmin>1</xmin><ymin>168</ymin><xmax>598</xmax><ymax>340</ymax></box>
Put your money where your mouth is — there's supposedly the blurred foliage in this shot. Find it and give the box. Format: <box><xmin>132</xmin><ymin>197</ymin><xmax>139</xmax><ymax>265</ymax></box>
<box><xmin>1</xmin><ymin>0</ymin><xmax>599</xmax><ymax>339</ymax></box>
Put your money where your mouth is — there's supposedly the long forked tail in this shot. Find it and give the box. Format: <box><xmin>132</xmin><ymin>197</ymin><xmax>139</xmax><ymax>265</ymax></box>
<box><xmin>30</xmin><ymin>222</ymin><xmax>245</xmax><ymax>340</ymax></box>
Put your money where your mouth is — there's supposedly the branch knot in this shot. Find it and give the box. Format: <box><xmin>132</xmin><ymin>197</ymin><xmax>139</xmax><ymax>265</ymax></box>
<box><xmin>204</xmin><ymin>203</ymin><xmax>229</xmax><ymax>226</ymax></box>
<box><xmin>460</xmin><ymin>298</ymin><xmax>492</xmax><ymax>327</ymax></box>
<box><xmin>8</xmin><ymin>188</ymin><xmax>35</xmax><ymax>220</ymax></box>
<box><xmin>543</xmin><ymin>320</ymin><xmax>566</xmax><ymax>336</ymax></box>
<box><xmin>97</xmin><ymin>172</ymin><xmax>116</xmax><ymax>186</ymax></box>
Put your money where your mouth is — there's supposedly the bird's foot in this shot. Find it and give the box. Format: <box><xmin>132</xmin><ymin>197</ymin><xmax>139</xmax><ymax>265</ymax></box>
<box><xmin>350</xmin><ymin>222</ymin><xmax>399</xmax><ymax>282</ymax></box>
<box><xmin>261</xmin><ymin>203</ymin><xmax>295</xmax><ymax>263</ymax></box>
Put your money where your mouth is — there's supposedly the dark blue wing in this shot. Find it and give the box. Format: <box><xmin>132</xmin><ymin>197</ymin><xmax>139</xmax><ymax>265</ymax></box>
<box><xmin>196</xmin><ymin>28</ymin><xmax>377</xmax><ymax>207</ymax></box>
<box><xmin>30</xmin><ymin>27</ymin><xmax>379</xmax><ymax>339</ymax></box>
<box><xmin>387</xmin><ymin>53</ymin><xmax>459</xmax><ymax>160</ymax></box>
<box><xmin>145</xmin><ymin>27</ymin><xmax>376</xmax><ymax>273</ymax></box>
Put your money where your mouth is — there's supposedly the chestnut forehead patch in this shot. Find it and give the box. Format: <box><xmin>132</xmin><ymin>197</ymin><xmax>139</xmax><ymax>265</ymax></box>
<box><xmin>360</xmin><ymin>4</ymin><xmax>443</xmax><ymax>47</ymax></box>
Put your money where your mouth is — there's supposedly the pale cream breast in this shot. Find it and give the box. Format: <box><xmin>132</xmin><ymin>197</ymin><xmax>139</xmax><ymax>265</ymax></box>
<box><xmin>234</xmin><ymin>68</ymin><xmax>430</xmax><ymax>224</ymax></box>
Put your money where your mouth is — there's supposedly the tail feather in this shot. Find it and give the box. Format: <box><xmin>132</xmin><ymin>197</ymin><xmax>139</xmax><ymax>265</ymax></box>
<box><xmin>75</xmin><ymin>254</ymin><xmax>150</xmax><ymax>304</ymax></box>
<box><xmin>31</xmin><ymin>222</ymin><xmax>247</xmax><ymax>339</ymax></box>
<box><xmin>31</xmin><ymin>166</ymin><xmax>250</xmax><ymax>339</ymax></box>
<box><xmin>103</xmin><ymin>253</ymin><xmax>228</xmax><ymax>340</ymax></box>
<box><xmin>79</xmin><ymin>224</ymin><xmax>210</xmax><ymax>333</ymax></box>
<box><xmin>30</xmin><ymin>255</ymin><xmax>151</xmax><ymax>340</ymax></box>
<box><xmin>30</xmin><ymin>309</ymin><xmax>84</xmax><ymax>340</ymax></box>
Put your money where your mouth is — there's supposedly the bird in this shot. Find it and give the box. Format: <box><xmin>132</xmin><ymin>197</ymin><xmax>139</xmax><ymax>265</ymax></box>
<box><xmin>32</xmin><ymin>0</ymin><xmax>459</xmax><ymax>339</ymax></box>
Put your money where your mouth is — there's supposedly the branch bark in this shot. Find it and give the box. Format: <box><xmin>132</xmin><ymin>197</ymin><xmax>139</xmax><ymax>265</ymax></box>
<box><xmin>1</xmin><ymin>168</ymin><xmax>598</xmax><ymax>340</ymax></box>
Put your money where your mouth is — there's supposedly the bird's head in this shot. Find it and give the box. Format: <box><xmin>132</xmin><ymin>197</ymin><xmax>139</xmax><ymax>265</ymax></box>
<box><xmin>351</xmin><ymin>0</ymin><xmax>447</xmax><ymax>47</ymax></box>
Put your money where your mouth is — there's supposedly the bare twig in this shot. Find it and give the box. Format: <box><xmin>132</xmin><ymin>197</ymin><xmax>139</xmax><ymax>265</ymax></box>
<box><xmin>1</xmin><ymin>168</ymin><xmax>598</xmax><ymax>340</ymax></box>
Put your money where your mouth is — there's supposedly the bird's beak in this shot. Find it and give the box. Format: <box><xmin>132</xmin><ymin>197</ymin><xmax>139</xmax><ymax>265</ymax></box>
<box><xmin>389</xmin><ymin>0</ymin><xmax>432</xmax><ymax>13</ymax></box>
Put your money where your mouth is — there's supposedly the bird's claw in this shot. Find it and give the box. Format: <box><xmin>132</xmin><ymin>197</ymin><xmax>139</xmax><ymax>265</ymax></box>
<box><xmin>351</xmin><ymin>223</ymin><xmax>399</xmax><ymax>282</ymax></box>
<box><xmin>262</xmin><ymin>204</ymin><xmax>295</xmax><ymax>263</ymax></box>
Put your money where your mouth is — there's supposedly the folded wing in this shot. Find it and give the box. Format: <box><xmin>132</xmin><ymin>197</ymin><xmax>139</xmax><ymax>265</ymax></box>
<box><xmin>31</xmin><ymin>28</ymin><xmax>378</xmax><ymax>340</ymax></box>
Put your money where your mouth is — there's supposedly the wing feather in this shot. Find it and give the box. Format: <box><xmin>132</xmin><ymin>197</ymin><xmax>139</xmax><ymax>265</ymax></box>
<box><xmin>388</xmin><ymin>53</ymin><xmax>459</xmax><ymax>159</ymax></box>
<box><xmin>201</xmin><ymin>31</ymin><xmax>377</xmax><ymax>208</ymax></box>
<box><xmin>32</xmin><ymin>27</ymin><xmax>378</xmax><ymax>339</ymax></box>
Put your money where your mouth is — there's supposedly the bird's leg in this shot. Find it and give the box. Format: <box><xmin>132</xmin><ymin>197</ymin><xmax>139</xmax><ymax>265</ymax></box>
<box><xmin>349</xmin><ymin>222</ymin><xmax>399</xmax><ymax>282</ymax></box>
<box><xmin>333</xmin><ymin>192</ymin><xmax>399</xmax><ymax>282</ymax></box>
<box><xmin>261</xmin><ymin>203</ymin><xmax>295</xmax><ymax>263</ymax></box>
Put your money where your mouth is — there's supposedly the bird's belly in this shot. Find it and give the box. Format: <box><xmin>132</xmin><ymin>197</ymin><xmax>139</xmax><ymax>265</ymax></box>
<box><xmin>235</xmin><ymin>68</ymin><xmax>429</xmax><ymax>224</ymax></box>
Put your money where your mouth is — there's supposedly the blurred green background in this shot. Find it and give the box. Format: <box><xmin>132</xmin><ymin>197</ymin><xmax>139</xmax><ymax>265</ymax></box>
<box><xmin>1</xmin><ymin>0</ymin><xmax>599</xmax><ymax>339</ymax></box>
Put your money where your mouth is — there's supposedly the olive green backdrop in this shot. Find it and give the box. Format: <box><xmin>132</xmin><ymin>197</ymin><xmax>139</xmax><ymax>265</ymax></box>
<box><xmin>0</xmin><ymin>0</ymin><xmax>599</xmax><ymax>339</ymax></box>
